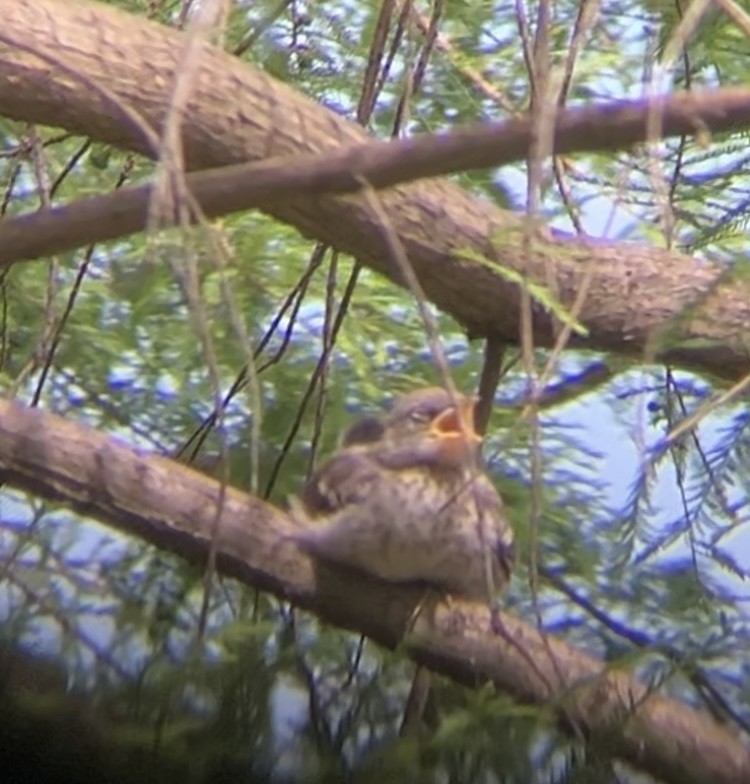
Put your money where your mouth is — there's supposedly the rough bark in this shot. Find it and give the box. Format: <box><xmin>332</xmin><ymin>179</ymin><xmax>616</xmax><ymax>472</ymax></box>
<box><xmin>0</xmin><ymin>400</ymin><xmax>748</xmax><ymax>784</ymax></box>
<box><xmin>3</xmin><ymin>87</ymin><xmax>750</xmax><ymax>269</ymax></box>
<box><xmin>0</xmin><ymin>0</ymin><xmax>749</xmax><ymax>380</ymax></box>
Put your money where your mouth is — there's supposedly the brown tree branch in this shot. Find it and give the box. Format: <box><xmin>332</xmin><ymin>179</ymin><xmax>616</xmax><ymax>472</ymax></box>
<box><xmin>2</xmin><ymin>87</ymin><xmax>750</xmax><ymax>267</ymax></box>
<box><xmin>0</xmin><ymin>0</ymin><xmax>750</xmax><ymax>381</ymax></box>
<box><xmin>0</xmin><ymin>400</ymin><xmax>748</xmax><ymax>784</ymax></box>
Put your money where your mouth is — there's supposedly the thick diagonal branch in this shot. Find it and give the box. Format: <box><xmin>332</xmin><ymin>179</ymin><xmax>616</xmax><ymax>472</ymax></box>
<box><xmin>1</xmin><ymin>0</ymin><xmax>750</xmax><ymax>379</ymax></box>
<box><xmin>0</xmin><ymin>400</ymin><xmax>747</xmax><ymax>784</ymax></box>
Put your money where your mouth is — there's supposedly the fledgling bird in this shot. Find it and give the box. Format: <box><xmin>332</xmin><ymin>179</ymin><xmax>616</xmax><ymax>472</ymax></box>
<box><xmin>290</xmin><ymin>387</ymin><xmax>514</xmax><ymax>601</ymax></box>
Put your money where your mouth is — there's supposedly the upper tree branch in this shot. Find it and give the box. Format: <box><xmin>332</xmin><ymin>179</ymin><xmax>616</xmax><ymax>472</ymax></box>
<box><xmin>2</xmin><ymin>88</ymin><xmax>750</xmax><ymax>268</ymax></box>
<box><xmin>0</xmin><ymin>0</ymin><xmax>749</xmax><ymax>380</ymax></box>
<box><xmin>0</xmin><ymin>400</ymin><xmax>748</xmax><ymax>784</ymax></box>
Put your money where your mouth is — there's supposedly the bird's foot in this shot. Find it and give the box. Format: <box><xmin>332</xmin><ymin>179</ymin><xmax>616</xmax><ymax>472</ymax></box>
<box><xmin>406</xmin><ymin>586</ymin><xmax>456</xmax><ymax>634</ymax></box>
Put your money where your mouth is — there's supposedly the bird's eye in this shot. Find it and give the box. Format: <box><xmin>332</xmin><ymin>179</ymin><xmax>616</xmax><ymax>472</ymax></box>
<box><xmin>409</xmin><ymin>411</ymin><xmax>430</xmax><ymax>423</ymax></box>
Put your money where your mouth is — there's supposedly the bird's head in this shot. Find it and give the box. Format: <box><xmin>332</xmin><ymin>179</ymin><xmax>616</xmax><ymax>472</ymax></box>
<box><xmin>379</xmin><ymin>387</ymin><xmax>482</xmax><ymax>469</ymax></box>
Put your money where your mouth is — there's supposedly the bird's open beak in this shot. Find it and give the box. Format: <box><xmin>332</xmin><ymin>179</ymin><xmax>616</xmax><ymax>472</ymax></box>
<box><xmin>429</xmin><ymin>396</ymin><xmax>482</xmax><ymax>445</ymax></box>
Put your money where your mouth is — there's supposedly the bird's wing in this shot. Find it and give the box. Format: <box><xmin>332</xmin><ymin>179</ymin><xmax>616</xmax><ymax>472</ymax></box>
<box><xmin>292</xmin><ymin>449</ymin><xmax>384</xmax><ymax>520</ymax></box>
<box><xmin>288</xmin><ymin>450</ymin><xmax>391</xmax><ymax>570</ymax></box>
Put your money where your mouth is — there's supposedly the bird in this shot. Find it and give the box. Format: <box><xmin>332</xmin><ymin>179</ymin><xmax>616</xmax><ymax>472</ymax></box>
<box><xmin>289</xmin><ymin>386</ymin><xmax>514</xmax><ymax>602</ymax></box>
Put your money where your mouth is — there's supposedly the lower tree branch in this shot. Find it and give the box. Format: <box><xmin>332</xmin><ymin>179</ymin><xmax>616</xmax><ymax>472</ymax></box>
<box><xmin>0</xmin><ymin>399</ymin><xmax>747</xmax><ymax>784</ymax></box>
